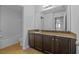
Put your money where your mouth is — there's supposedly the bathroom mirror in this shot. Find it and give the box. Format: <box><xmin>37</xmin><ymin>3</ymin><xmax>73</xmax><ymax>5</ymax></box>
<box><xmin>55</xmin><ymin>15</ymin><xmax>67</xmax><ymax>31</ymax></box>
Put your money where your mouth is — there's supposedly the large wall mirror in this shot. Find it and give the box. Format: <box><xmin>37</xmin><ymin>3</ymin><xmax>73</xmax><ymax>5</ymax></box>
<box><xmin>55</xmin><ymin>16</ymin><xmax>67</xmax><ymax>31</ymax></box>
<box><xmin>41</xmin><ymin>5</ymin><xmax>67</xmax><ymax>31</ymax></box>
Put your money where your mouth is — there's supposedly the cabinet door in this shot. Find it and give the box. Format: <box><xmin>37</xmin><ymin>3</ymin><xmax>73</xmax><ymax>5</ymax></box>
<box><xmin>55</xmin><ymin>36</ymin><xmax>70</xmax><ymax>54</ymax></box>
<box><xmin>43</xmin><ymin>35</ymin><xmax>52</xmax><ymax>53</ymax></box>
<box><xmin>28</xmin><ymin>33</ymin><xmax>35</xmax><ymax>48</ymax></box>
<box><xmin>35</xmin><ymin>34</ymin><xmax>43</xmax><ymax>50</ymax></box>
<box><xmin>51</xmin><ymin>36</ymin><xmax>55</xmax><ymax>53</ymax></box>
<box><xmin>70</xmin><ymin>39</ymin><xmax>76</xmax><ymax>54</ymax></box>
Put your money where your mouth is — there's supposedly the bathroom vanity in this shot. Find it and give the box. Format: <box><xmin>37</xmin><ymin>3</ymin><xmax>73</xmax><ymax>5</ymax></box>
<box><xmin>28</xmin><ymin>30</ymin><xmax>76</xmax><ymax>54</ymax></box>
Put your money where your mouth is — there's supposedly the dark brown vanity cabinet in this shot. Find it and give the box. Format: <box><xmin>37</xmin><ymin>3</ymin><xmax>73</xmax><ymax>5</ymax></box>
<box><xmin>54</xmin><ymin>37</ymin><xmax>70</xmax><ymax>54</ymax></box>
<box><xmin>51</xmin><ymin>37</ymin><xmax>55</xmax><ymax>53</ymax></box>
<box><xmin>34</xmin><ymin>34</ymin><xmax>43</xmax><ymax>50</ymax></box>
<box><xmin>43</xmin><ymin>35</ymin><xmax>55</xmax><ymax>53</ymax></box>
<box><xmin>54</xmin><ymin>37</ymin><xmax>76</xmax><ymax>54</ymax></box>
<box><xmin>43</xmin><ymin>35</ymin><xmax>53</xmax><ymax>53</ymax></box>
<box><xmin>69</xmin><ymin>39</ymin><xmax>76</xmax><ymax>54</ymax></box>
<box><xmin>28</xmin><ymin>33</ymin><xmax>35</xmax><ymax>48</ymax></box>
<box><xmin>28</xmin><ymin>32</ymin><xmax>76</xmax><ymax>54</ymax></box>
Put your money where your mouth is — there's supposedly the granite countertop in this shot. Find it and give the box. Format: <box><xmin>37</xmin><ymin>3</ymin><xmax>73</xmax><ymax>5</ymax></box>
<box><xmin>29</xmin><ymin>30</ymin><xmax>76</xmax><ymax>39</ymax></box>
